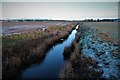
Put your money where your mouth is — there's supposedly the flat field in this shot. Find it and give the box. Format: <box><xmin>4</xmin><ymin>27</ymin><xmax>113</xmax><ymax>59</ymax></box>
<box><xmin>1</xmin><ymin>21</ymin><xmax>71</xmax><ymax>35</ymax></box>
<box><xmin>84</xmin><ymin>22</ymin><xmax>119</xmax><ymax>43</ymax></box>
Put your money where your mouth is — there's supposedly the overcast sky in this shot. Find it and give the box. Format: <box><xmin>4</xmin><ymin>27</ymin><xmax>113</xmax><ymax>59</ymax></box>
<box><xmin>2</xmin><ymin>2</ymin><xmax>118</xmax><ymax>20</ymax></box>
<box><xmin>1</xmin><ymin>0</ymin><xmax>120</xmax><ymax>2</ymax></box>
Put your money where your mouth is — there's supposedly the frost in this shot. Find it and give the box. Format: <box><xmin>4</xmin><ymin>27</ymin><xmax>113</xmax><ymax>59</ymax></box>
<box><xmin>79</xmin><ymin>26</ymin><xmax>120</xmax><ymax>79</ymax></box>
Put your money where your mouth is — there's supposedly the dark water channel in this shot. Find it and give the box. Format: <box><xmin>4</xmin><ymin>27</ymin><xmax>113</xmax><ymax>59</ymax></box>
<box><xmin>18</xmin><ymin>25</ymin><xmax>78</xmax><ymax>79</ymax></box>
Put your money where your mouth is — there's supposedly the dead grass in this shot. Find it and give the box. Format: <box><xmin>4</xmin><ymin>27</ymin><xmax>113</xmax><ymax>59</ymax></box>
<box><xmin>2</xmin><ymin>22</ymin><xmax>77</xmax><ymax>79</ymax></box>
<box><xmin>59</xmin><ymin>25</ymin><xmax>103</xmax><ymax>80</ymax></box>
<box><xmin>60</xmin><ymin>43</ymin><xmax>103</xmax><ymax>80</ymax></box>
<box><xmin>63</xmin><ymin>42</ymin><xmax>75</xmax><ymax>60</ymax></box>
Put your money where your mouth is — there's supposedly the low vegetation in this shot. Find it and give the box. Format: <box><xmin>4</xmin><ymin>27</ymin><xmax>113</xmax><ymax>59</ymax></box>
<box><xmin>59</xmin><ymin>29</ymin><xmax>102</xmax><ymax>80</ymax></box>
<box><xmin>60</xmin><ymin>23</ymin><xmax>119</xmax><ymax>80</ymax></box>
<box><xmin>2</xmin><ymin>23</ymin><xmax>77</xmax><ymax>79</ymax></box>
<box><xmin>60</xmin><ymin>28</ymin><xmax>103</xmax><ymax>79</ymax></box>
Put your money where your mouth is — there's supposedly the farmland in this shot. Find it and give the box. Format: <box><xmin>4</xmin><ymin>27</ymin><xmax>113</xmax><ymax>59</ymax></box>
<box><xmin>1</xmin><ymin>21</ymin><xmax>119</xmax><ymax>80</ymax></box>
<box><xmin>85</xmin><ymin>22</ymin><xmax>119</xmax><ymax>43</ymax></box>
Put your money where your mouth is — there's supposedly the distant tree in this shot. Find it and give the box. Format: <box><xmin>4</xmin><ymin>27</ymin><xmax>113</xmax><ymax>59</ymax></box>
<box><xmin>97</xmin><ymin>19</ymin><xmax>100</xmax><ymax>22</ymax></box>
<box><xmin>93</xmin><ymin>19</ymin><xmax>96</xmax><ymax>22</ymax></box>
<box><xmin>91</xmin><ymin>19</ymin><xmax>93</xmax><ymax>22</ymax></box>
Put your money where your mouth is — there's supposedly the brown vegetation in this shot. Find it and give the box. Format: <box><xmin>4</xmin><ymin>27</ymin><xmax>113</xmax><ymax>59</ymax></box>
<box><xmin>63</xmin><ymin>42</ymin><xmax>75</xmax><ymax>60</ymax></box>
<box><xmin>2</xmin><ymin>23</ymin><xmax>77</xmax><ymax>79</ymax></box>
<box><xmin>60</xmin><ymin>25</ymin><xmax>103</xmax><ymax>80</ymax></box>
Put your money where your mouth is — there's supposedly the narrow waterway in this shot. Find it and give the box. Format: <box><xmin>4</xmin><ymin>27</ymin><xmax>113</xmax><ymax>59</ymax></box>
<box><xmin>18</xmin><ymin>25</ymin><xmax>78</xmax><ymax>79</ymax></box>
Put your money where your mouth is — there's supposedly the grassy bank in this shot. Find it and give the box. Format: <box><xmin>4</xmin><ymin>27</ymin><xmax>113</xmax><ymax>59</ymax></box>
<box><xmin>2</xmin><ymin>22</ymin><xmax>77</xmax><ymax>79</ymax></box>
<box><xmin>60</xmin><ymin>25</ymin><xmax>103</xmax><ymax>79</ymax></box>
<box><xmin>60</xmin><ymin>22</ymin><xmax>119</xmax><ymax>80</ymax></box>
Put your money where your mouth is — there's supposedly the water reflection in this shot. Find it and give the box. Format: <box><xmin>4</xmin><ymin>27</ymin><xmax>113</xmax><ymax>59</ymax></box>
<box><xmin>18</xmin><ymin>26</ymin><xmax>78</xmax><ymax>79</ymax></box>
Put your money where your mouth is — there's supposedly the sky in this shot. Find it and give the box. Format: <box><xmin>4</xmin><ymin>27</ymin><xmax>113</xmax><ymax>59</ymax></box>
<box><xmin>1</xmin><ymin>2</ymin><xmax>119</xmax><ymax>20</ymax></box>
<box><xmin>1</xmin><ymin>0</ymin><xmax>120</xmax><ymax>2</ymax></box>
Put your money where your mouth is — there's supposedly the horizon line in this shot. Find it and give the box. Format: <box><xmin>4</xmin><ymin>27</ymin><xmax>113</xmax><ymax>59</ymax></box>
<box><xmin>1</xmin><ymin>17</ymin><xmax>119</xmax><ymax>21</ymax></box>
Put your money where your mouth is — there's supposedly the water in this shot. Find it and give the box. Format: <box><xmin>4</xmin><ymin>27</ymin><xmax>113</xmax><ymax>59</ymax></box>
<box><xmin>18</xmin><ymin>26</ymin><xmax>78</xmax><ymax>79</ymax></box>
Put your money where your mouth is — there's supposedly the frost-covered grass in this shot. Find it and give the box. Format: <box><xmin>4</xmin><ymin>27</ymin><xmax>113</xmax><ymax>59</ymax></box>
<box><xmin>60</xmin><ymin>22</ymin><xmax>119</xmax><ymax>80</ymax></box>
<box><xmin>60</xmin><ymin>31</ymin><xmax>103</xmax><ymax>79</ymax></box>
<box><xmin>84</xmin><ymin>22</ymin><xmax>119</xmax><ymax>43</ymax></box>
<box><xmin>79</xmin><ymin>24</ymin><xmax>120</xmax><ymax>79</ymax></box>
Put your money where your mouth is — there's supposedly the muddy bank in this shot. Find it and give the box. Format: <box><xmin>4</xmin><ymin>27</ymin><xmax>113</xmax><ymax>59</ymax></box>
<box><xmin>60</xmin><ymin>23</ymin><xmax>119</xmax><ymax>80</ymax></box>
<box><xmin>2</xmin><ymin>23</ymin><xmax>77</xmax><ymax>79</ymax></box>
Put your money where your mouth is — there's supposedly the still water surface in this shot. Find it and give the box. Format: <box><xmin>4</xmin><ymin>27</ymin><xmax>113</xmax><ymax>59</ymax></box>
<box><xmin>18</xmin><ymin>26</ymin><xmax>78</xmax><ymax>79</ymax></box>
